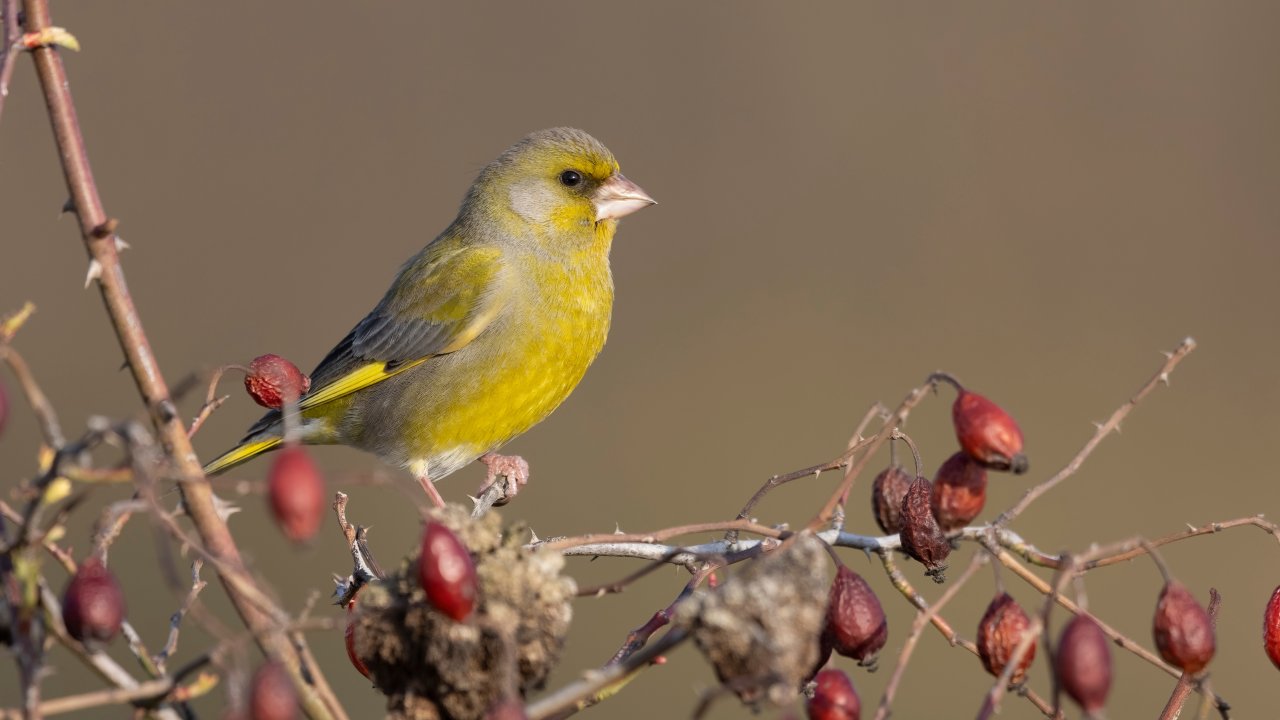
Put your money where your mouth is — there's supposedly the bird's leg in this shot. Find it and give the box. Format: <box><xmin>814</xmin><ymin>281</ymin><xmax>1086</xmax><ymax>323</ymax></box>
<box><xmin>477</xmin><ymin>452</ymin><xmax>530</xmax><ymax>505</ymax></box>
<box><xmin>415</xmin><ymin>469</ymin><xmax>447</xmax><ymax>508</ymax></box>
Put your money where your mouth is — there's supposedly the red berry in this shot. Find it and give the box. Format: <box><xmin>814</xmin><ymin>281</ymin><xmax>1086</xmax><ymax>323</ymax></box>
<box><xmin>952</xmin><ymin>389</ymin><xmax>1027</xmax><ymax>473</ymax></box>
<box><xmin>418</xmin><ymin>522</ymin><xmax>477</xmax><ymax>621</ymax></box>
<box><xmin>61</xmin><ymin>557</ymin><xmax>125</xmax><ymax>643</ymax></box>
<box><xmin>486</xmin><ymin>697</ymin><xmax>528</xmax><ymax>720</ymax></box>
<box><xmin>244</xmin><ymin>354</ymin><xmax>311</xmax><ymax>410</ymax></box>
<box><xmin>344</xmin><ymin>587</ymin><xmax>371</xmax><ymax>681</ymax></box>
<box><xmin>824</xmin><ymin>565</ymin><xmax>888</xmax><ymax>667</ymax></box>
<box><xmin>1056</xmin><ymin>615</ymin><xmax>1111</xmax><ymax>715</ymax></box>
<box><xmin>249</xmin><ymin>660</ymin><xmax>299</xmax><ymax>720</ymax></box>
<box><xmin>898</xmin><ymin>476</ymin><xmax>951</xmax><ymax>582</ymax></box>
<box><xmin>976</xmin><ymin>592</ymin><xmax>1035</xmax><ymax>684</ymax></box>
<box><xmin>266</xmin><ymin>446</ymin><xmax>326</xmax><ymax>543</ymax></box>
<box><xmin>1152</xmin><ymin>581</ymin><xmax>1215</xmax><ymax>674</ymax></box>
<box><xmin>870</xmin><ymin>465</ymin><xmax>912</xmax><ymax>535</ymax></box>
<box><xmin>1264</xmin><ymin>586</ymin><xmax>1280</xmax><ymax>670</ymax></box>
<box><xmin>806</xmin><ymin>668</ymin><xmax>860</xmax><ymax>720</ymax></box>
<box><xmin>929</xmin><ymin>452</ymin><xmax>988</xmax><ymax>533</ymax></box>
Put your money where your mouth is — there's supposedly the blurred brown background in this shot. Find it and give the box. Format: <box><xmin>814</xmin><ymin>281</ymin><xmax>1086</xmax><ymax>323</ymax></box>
<box><xmin>2</xmin><ymin>3</ymin><xmax>1278</xmax><ymax>718</ymax></box>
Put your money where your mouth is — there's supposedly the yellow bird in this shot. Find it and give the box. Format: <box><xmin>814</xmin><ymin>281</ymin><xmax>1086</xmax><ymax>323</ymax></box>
<box><xmin>203</xmin><ymin>128</ymin><xmax>654</xmax><ymax>506</ymax></box>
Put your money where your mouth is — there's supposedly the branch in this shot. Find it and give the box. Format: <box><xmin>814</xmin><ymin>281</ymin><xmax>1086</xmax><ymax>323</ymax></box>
<box><xmin>18</xmin><ymin>2</ymin><xmax>345</xmax><ymax>717</ymax></box>
<box><xmin>996</xmin><ymin>337</ymin><xmax>1196</xmax><ymax>526</ymax></box>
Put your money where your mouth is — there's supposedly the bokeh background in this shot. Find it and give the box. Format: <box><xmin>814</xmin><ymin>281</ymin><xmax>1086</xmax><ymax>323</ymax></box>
<box><xmin>2</xmin><ymin>3</ymin><xmax>1278</xmax><ymax>718</ymax></box>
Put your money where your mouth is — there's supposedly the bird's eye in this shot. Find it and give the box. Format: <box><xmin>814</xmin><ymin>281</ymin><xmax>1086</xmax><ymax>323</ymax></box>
<box><xmin>559</xmin><ymin>170</ymin><xmax>583</xmax><ymax>187</ymax></box>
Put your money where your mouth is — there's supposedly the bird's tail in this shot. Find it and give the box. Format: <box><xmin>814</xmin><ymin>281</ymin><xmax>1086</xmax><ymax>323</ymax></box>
<box><xmin>203</xmin><ymin>436</ymin><xmax>283</xmax><ymax>476</ymax></box>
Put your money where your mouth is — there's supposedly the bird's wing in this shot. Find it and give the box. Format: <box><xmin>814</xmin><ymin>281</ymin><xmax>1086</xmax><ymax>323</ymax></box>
<box><xmin>242</xmin><ymin>243</ymin><xmax>508</xmax><ymax>437</ymax></box>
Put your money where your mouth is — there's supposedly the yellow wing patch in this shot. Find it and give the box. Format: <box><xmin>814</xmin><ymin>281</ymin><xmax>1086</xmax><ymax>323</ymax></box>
<box><xmin>203</xmin><ymin>436</ymin><xmax>282</xmax><ymax>476</ymax></box>
<box><xmin>299</xmin><ymin>357</ymin><xmax>429</xmax><ymax>410</ymax></box>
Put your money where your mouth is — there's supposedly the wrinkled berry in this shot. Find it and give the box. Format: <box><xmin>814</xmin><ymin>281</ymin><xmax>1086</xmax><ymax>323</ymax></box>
<box><xmin>824</xmin><ymin>565</ymin><xmax>888</xmax><ymax>668</ymax></box>
<box><xmin>1057</xmin><ymin>615</ymin><xmax>1111</xmax><ymax>715</ymax></box>
<box><xmin>62</xmin><ymin>557</ymin><xmax>125</xmax><ymax>643</ymax></box>
<box><xmin>929</xmin><ymin>451</ymin><xmax>988</xmax><ymax>533</ymax></box>
<box><xmin>1153</xmin><ymin>581</ymin><xmax>1215</xmax><ymax>675</ymax></box>
<box><xmin>976</xmin><ymin>592</ymin><xmax>1035</xmax><ymax>684</ymax></box>
<box><xmin>898</xmin><ymin>476</ymin><xmax>950</xmax><ymax>582</ymax></box>
<box><xmin>244</xmin><ymin>354</ymin><xmax>311</xmax><ymax>410</ymax></box>
<box><xmin>870</xmin><ymin>465</ymin><xmax>912</xmax><ymax>535</ymax></box>
<box><xmin>807</xmin><ymin>668</ymin><xmax>860</xmax><ymax>720</ymax></box>
<box><xmin>249</xmin><ymin>660</ymin><xmax>299</xmax><ymax>720</ymax></box>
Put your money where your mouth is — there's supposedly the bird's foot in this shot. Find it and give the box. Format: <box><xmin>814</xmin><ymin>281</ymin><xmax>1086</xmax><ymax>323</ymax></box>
<box><xmin>477</xmin><ymin>452</ymin><xmax>530</xmax><ymax>507</ymax></box>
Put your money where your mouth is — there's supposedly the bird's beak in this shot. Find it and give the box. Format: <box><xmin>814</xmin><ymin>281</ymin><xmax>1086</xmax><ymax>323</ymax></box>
<box><xmin>593</xmin><ymin>173</ymin><xmax>656</xmax><ymax>222</ymax></box>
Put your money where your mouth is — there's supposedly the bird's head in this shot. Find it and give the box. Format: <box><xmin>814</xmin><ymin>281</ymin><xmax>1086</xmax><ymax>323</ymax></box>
<box><xmin>465</xmin><ymin>128</ymin><xmax>655</xmax><ymax>245</ymax></box>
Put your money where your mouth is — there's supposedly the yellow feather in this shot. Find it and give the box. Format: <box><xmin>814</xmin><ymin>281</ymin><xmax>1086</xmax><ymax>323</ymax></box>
<box><xmin>202</xmin><ymin>437</ymin><xmax>283</xmax><ymax>476</ymax></box>
<box><xmin>299</xmin><ymin>358</ymin><xmax>428</xmax><ymax>409</ymax></box>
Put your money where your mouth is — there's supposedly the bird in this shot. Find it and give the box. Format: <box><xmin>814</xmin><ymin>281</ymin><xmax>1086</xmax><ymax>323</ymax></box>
<box><xmin>202</xmin><ymin>128</ymin><xmax>655</xmax><ymax>506</ymax></box>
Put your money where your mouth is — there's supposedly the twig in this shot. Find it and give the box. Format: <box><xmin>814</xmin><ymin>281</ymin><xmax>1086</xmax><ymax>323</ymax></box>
<box><xmin>0</xmin><ymin>0</ymin><xmax>19</xmax><ymax>124</ymax></box>
<box><xmin>873</xmin><ymin>553</ymin><xmax>987</xmax><ymax>720</ymax></box>
<box><xmin>17</xmin><ymin>2</ymin><xmax>346</xmax><ymax>718</ymax></box>
<box><xmin>0</xmin><ymin>344</ymin><xmax>64</xmax><ymax>447</ymax></box>
<box><xmin>187</xmin><ymin>365</ymin><xmax>238</xmax><ymax>438</ymax></box>
<box><xmin>153</xmin><ymin>559</ymin><xmax>207</xmax><ymax>674</ymax></box>
<box><xmin>996</xmin><ymin>337</ymin><xmax>1196</xmax><ymax>526</ymax></box>
<box><xmin>0</xmin><ymin>673</ymin><xmax>218</xmax><ymax>719</ymax></box>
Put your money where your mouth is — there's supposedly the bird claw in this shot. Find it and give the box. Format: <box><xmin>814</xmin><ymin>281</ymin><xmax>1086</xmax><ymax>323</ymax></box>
<box><xmin>478</xmin><ymin>452</ymin><xmax>530</xmax><ymax>506</ymax></box>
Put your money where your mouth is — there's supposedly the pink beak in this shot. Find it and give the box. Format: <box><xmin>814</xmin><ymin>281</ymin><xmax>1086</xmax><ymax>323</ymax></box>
<box><xmin>593</xmin><ymin>173</ymin><xmax>656</xmax><ymax>222</ymax></box>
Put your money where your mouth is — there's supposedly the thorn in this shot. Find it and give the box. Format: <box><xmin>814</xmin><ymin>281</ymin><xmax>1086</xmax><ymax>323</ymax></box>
<box><xmin>1092</xmin><ymin>421</ymin><xmax>1105</xmax><ymax>432</ymax></box>
<box><xmin>84</xmin><ymin>259</ymin><xmax>102</xmax><ymax>288</ymax></box>
<box><xmin>1158</xmin><ymin>372</ymin><xmax>1170</xmax><ymax>387</ymax></box>
<box><xmin>210</xmin><ymin>494</ymin><xmax>240</xmax><ymax>523</ymax></box>
<box><xmin>528</xmin><ymin>528</ymin><xmax>540</xmax><ymax>544</ymax></box>
<box><xmin>1162</xmin><ymin>350</ymin><xmax>1175</xmax><ymax>360</ymax></box>
<box><xmin>1113</xmin><ymin>423</ymin><xmax>1122</xmax><ymax>434</ymax></box>
<box><xmin>467</xmin><ymin>494</ymin><xmax>480</xmax><ymax>508</ymax></box>
<box><xmin>614</xmin><ymin>523</ymin><xmax>625</xmax><ymax>535</ymax></box>
<box><xmin>60</xmin><ymin>197</ymin><xmax>75</xmax><ymax>216</ymax></box>
<box><xmin>1186</xmin><ymin>523</ymin><xmax>1196</xmax><ymax>531</ymax></box>
<box><xmin>115</xmin><ymin>236</ymin><xmax>130</xmax><ymax>252</ymax></box>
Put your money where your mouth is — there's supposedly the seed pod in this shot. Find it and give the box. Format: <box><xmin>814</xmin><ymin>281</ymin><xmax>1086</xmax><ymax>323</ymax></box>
<box><xmin>976</xmin><ymin>592</ymin><xmax>1035</xmax><ymax>684</ymax></box>
<box><xmin>929</xmin><ymin>452</ymin><xmax>988</xmax><ymax>533</ymax></box>
<box><xmin>898</xmin><ymin>476</ymin><xmax>950</xmax><ymax>582</ymax></box>
<box><xmin>244</xmin><ymin>354</ymin><xmax>311</xmax><ymax>410</ymax></box>
<box><xmin>806</xmin><ymin>668</ymin><xmax>861</xmax><ymax>720</ymax></box>
<box><xmin>952</xmin><ymin>389</ymin><xmax>1028</xmax><ymax>473</ymax></box>
<box><xmin>1056</xmin><ymin>615</ymin><xmax>1111</xmax><ymax>715</ymax></box>
<box><xmin>1265</xmin><ymin>586</ymin><xmax>1280</xmax><ymax>670</ymax></box>
<box><xmin>61</xmin><ymin>557</ymin><xmax>125</xmax><ymax>643</ymax></box>
<box><xmin>1153</xmin><ymin>581</ymin><xmax>1215</xmax><ymax>674</ymax></box>
<box><xmin>870</xmin><ymin>465</ymin><xmax>912</xmax><ymax>534</ymax></box>
<box><xmin>344</xmin><ymin>587</ymin><xmax>372</xmax><ymax>681</ymax></box>
<box><xmin>419</xmin><ymin>522</ymin><xmax>477</xmax><ymax>621</ymax></box>
<box><xmin>249</xmin><ymin>660</ymin><xmax>299</xmax><ymax>720</ymax></box>
<box><xmin>824</xmin><ymin>565</ymin><xmax>888</xmax><ymax>668</ymax></box>
<box><xmin>266</xmin><ymin>446</ymin><xmax>326</xmax><ymax>543</ymax></box>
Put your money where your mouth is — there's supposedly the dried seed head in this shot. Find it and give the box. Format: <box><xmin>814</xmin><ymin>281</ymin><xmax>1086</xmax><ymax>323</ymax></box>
<box><xmin>249</xmin><ymin>660</ymin><xmax>300</xmax><ymax>720</ymax></box>
<box><xmin>952</xmin><ymin>389</ymin><xmax>1027</xmax><ymax>473</ymax></box>
<box><xmin>244</xmin><ymin>354</ymin><xmax>311</xmax><ymax>410</ymax></box>
<box><xmin>898</xmin><ymin>476</ymin><xmax>950</xmax><ymax>582</ymax></box>
<box><xmin>1264</xmin><ymin>586</ymin><xmax>1280</xmax><ymax>670</ymax></box>
<box><xmin>929</xmin><ymin>452</ymin><xmax>988</xmax><ymax>533</ymax></box>
<box><xmin>418</xmin><ymin>521</ymin><xmax>478</xmax><ymax>622</ymax></box>
<box><xmin>870</xmin><ymin>465</ymin><xmax>912</xmax><ymax>535</ymax></box>
<box><xmin>976</xmin><ymin>592</ymin><xmax>1035</xmax><ymax>684</ymax></box>
<box><xmin>266</xmin><ymin>446</ymin><xmax>326</xmax><ymax>543</ymax></box>
<box><xmin>1153</xmin><ymin>581</ymin><xmax>1215</xmax><ymax>674</ymax></box>
<box><xmin>1056</xmin><ymin>615</ymin><xmax>1111</xmax><ymax>715</ymax></box>
<box><xmin>61</xmin><ymin>557</ymin><xmax>125</xmax><ymax>644</ymax></box>
<box><xmin>806</xmin><ymin>668</ymin><xmax>861</xmax><ymax>720</ymax></box>
<box><xmin>824</xmin><ymin>565</ymin><xmax>888</xmax><ymax>668</ymax></box>
<box><xmin>678</xmin><ymin>533</ymin><xmax>828</xmax><ymax>709</ymax></box>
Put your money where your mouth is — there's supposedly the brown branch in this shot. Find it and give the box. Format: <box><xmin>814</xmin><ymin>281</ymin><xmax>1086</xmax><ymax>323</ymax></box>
<box><xmin>996</xmin><ymin>337</ymin><xmax>1196</xmax><ymax>526</ymax></box>
<box><xmin>544</xmin><ymin>518</ymin><xmax>789</xmax><ymax>552</ymax></box>
<box><xmin>0</xmin><ymin>343</ymin><xmax>64</xmax><ymax>448</ymax></box>
<box><xmin>0</xmin><ymin>0</ymin><xmax>19</xmax><ymax>125</ymax></box>
<box><xmin>17</xmin><ymin>2</ymin><xmax>344</xmax><ymax>717</ymax></box>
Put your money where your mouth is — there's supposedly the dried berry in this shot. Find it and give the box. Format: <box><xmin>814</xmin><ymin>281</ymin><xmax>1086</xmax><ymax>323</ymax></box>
<box><xmin>249</xmin><ymin>660</ymin><xmax>299</xmax><ymax>720</ymax></box>
<box><xmin>1056</xmin><ymin>615</ymin><xmax>1111</xmax><ymax>715</ymax></box>
<box><xmin>898</xmin><ymin>476</ymin><xmax>950</xmax><ymax>582</ymax></box>
<box><xmin>344</xmin><ymin>587</ymin><xmax>372</xmax><ymax>681</ymax></box>
<box><xmin>1265</xmin><ymin>586</ymin><xmax>1280</xmax><ymax>670</ymax></box>
<box><xmin>976</xmin><ymin>592</ymin><xmax>1035</xmax><ymax>684</ymax></box>
<box><xmin>952</xmin><ymin>389</ymin><xmax>1027</xmax><ymax>473</ymax></box>
<box><xmin>266</xmin><ymin>445</ymin><xmax>326</xmax><ymax>543</ymax></box>
<box><xmin>807</xmin><ymin>668</ymin><xmax>861</xmax><ymax>720</ymax></box>
<box><xmin>61</xmin><ymin>557</ymin><xmax>125</xmax><ymax>643</ymax></box>
<box><xmin>1153</xmin><ymin>581</ymin><xmax>1215</xmax><ymax>674</ymax></box>
<box><xmin>870</xmin><ymin>465</ymin><xmax>912</xmax><ymax>535</ymax></box>
<box><xmin>244</xmin><ymin>354</ymin><xmax>311</xmax><ymax>410</ymax></box>
<box><xmin>824</xmin><ymin>565</ymin><xmax>888</xmax><ymax>668</ymax></box>
<box><xmin>419</xmin><ymin>521</ymin><xmax>477</xmax><ymax>621</ymax></box>
<box><xmin>929</xmin><ymin>451</ymin><xmax>988</xmax><ymax>533</ymax></box>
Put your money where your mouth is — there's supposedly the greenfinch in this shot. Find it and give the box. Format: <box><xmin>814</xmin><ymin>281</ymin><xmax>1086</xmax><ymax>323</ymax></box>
<box><xmin>204</xmin><ymin>128</ymin><xmax>654</xmax><ymax>505</ymax></box>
